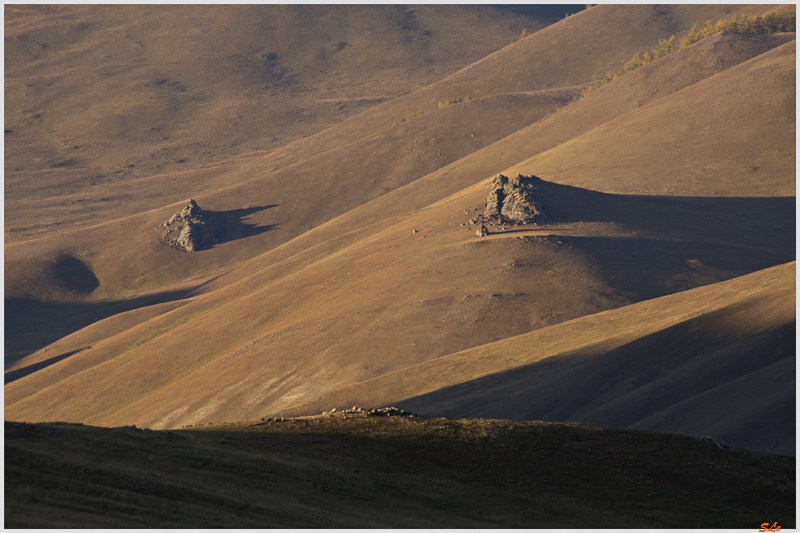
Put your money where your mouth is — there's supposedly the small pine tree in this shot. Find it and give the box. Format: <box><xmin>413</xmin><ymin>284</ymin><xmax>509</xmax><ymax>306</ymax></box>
<box><xmin>680</xmin><ymin>24</ymin><xmax>701</xmax><ymax>48</ymax></box>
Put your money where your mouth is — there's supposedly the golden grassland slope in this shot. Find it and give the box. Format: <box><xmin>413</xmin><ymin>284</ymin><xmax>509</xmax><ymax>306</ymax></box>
<box><xmin>508</xmin><ymin>40</ymin><xmax>796</xmax><ymax>196</ymax></box>
<box><xmin>492</xmin><ymin>33</ymin><xmax>796</xmax><ymax>195</ymax></box>
<box><xmin>6</xmin><ymin>31</ymin><xmax>794</xmax><ymax>309</ymax></box>
<box><xmin>256</xmin><ymin>4</ymin><xmax>788</xmax><ymax>167</ymax></box>
<box><xmin>4</xmin><ymin>6</ymin><xmax>795</xmax><ymax>446</ymax></box>
<box><xmin>6</xmin><ymin>70</ymin><xmax>795</xmax><ymax>427</ymax></box>
<box><xmin>5</xmin><ymin>4</ymin><xmax>555</xmax><ymax>243</ymax></box>
<box><xmin>184</xmin><ymin>31</ymin><xmax>795</xmax><ymax>299</ymax></box>
<box><xmin>4</xmin><ymin>87</ymin><xmax>581</xmax><ymax>305</ymax></box>
<box><xmin>286</xmin><ymin>262</ymin><xmax>796</xmax><ymax>455</ymax></box>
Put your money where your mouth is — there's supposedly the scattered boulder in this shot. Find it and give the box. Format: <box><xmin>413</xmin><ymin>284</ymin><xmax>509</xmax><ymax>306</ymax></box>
<box><xmin>476</xmin><ymin>223</ymin><xmax>489</xmax><ymax>237</ymax></box>
<box><xmin>321</xmin><ymin>406</ymin><xmax>418</xmax><ymax>417</ymax></box>
<box><xmin>365</xmin><ymin>406</ymin><xmax>415</xmax><ymax>417</ymax></box>
<box><xmin>483</xmin><ymin>173</ymin><xmax>550</xmax><ymax>225</ymax></box>
<box><xmin>161</xmin><ymin>199</ymin><xmax>218</xmax><ymax>252</ymax></box>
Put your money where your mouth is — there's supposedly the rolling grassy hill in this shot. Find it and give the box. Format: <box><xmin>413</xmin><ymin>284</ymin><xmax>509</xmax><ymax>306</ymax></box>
<box><xmin>4</xmin><ymin>414</ymin><xmax>795</xmax><ymax>528</ymax></box>
<box><xmin>5</xmin><ymin>4</ymin><xmax>561</xmax><ymax>243</ymax></box>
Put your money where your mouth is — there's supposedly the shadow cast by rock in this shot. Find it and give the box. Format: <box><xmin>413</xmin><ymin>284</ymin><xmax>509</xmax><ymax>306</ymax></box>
<box><xmin>533</xmin><ymin>180</ymin><xmax>795</xmax><ymax>255</ymax></box>
<box><xmin>204</xmin><ymin>204</ymin><xmax>280</xmax><ymax>247</ymax></box>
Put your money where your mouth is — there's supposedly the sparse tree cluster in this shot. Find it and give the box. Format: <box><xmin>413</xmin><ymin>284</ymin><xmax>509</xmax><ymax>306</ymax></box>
<box><xmin>576</xmin><ymin>7</ymin><xmax>796</xmax><ymax>101</ymax></box>
<box><xmin>393</xmin><ymin>96</ymin><xmax>471</xmax><ymax>125</ymax></box>
<box><xmin>435</xmin><ymin>96</ymin><xmax>468</xmax><ymax>109</ymax></box>
<box><xmin>397</xmin><ymin>109</ymin><xmax>425</xmax><ymax>124</ymax></box>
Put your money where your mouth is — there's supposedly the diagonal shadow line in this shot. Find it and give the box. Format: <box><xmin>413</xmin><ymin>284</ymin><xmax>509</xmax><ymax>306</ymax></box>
<box><xmin>5</xmin><ymin>348</ymin><xmax>88</xmax><ymax>384</ymax></box>
<box><xmin>5</xmin><ymin>289</ymin><xmax>192</xmax><ymax>367</ymax></box>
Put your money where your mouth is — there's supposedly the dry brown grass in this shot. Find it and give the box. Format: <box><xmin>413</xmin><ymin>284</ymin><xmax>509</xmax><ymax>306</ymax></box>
<box><xmin>4</xmin><ymin>4</ymin><xmax>552</xmax><ymax>243</ymax></box>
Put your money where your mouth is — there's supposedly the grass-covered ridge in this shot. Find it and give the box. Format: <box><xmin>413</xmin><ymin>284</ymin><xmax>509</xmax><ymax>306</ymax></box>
<box><xmin>579</xmin><ymin>7</ymin><xmax>796</xmax><ymax>99</ymax></box>
<box><xmin>5</xmin><ymin>412</ymin><xmax>795</xmax><ymax>528</ymax></box>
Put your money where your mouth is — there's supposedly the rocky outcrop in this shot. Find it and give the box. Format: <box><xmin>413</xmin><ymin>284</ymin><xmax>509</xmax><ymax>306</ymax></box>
<box><xmin>160</xmin><ymin>199</ymin><xmax>218</xmax><ymax>252</ymax></box>
<box><xmin>320</xmin><ymin>406</ymin><xmax>417</xmax><ymax>418</ymax></box>
<box><xmin>484</xmin><ymin>174</ymin><xmax>550</xmax><ymax>225</ymax></box>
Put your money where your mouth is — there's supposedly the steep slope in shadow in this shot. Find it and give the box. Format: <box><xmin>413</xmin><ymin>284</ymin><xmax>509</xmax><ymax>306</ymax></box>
<box><xmin>50</xmin><ymin>255</ymin><xmax>99</xmax><ymax>294</ymax></box>
<box><xmin>396</xmin><ymin>295</ymin><xmax>795</xmax><ymax>455</ymax></box>
<box><xmin>4</xmin><ymin>416</ymin><xmax>795</xmax><ymax>528</ymax></box>
<box><xmin>286</xmin><ymin>262</ymin><xmax>794</xmax><ymax>456</ymax></box>
<box><xmin>5</xmin><ymin>291</ymin><xmax>193</xmax><ymax>367</ymax></box>
<box><xmin>5</xmin><ymin>348</ymin><xmax>87</xmax><ymax>384</ymax></box>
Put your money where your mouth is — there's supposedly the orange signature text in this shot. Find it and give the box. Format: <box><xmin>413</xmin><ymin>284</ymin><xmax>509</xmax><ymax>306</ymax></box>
<box><xmin>760</xmin><ymin>523</ymin><xmax>780</xmax><ymax>532</ymax></box>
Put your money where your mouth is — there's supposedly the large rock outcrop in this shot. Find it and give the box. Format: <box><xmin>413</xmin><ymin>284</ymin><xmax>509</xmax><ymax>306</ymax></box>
<box><xmin>160</xmin><ymin>199</ymin><xmax>218</xmax><ymax>252</ymax></box>
<box><xmin>484</xmin><ymin>174</ymin><xmax>550</xmax><ymax>225</ymax></box>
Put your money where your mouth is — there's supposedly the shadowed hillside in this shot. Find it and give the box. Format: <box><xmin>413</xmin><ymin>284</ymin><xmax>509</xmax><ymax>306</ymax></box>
<box><xmin>394</xmin><ymin>263</ymin><xmax>796</xmax><ymax>455</ymax></box>
<box><xmin>278</xmin><ymin>262</ymin><xmax>795</xmax><ymax>455</ymax></box>
<box><xmin>4</xmin><ymin>415</ymin><xmax>795</xmax><ymax>528</ymax></box>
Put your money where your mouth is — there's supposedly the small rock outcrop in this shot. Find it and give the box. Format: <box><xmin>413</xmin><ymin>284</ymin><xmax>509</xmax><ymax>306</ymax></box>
<box><xmin>160</xmin><ymin>199</ymin><xmax>218</xmax><ymax>252</ymax></box>
<box><xmin>476</xmin><ymin>223</ymin><xmax>489</xmax><ymax>237</ymax></box>
<box><xmin>483</xmin><ymin>173</ymin><xmax>550</xmax><ymax>225</ymax></box>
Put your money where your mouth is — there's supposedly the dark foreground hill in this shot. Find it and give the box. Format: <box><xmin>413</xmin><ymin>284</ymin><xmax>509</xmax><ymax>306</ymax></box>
<box><xmin>4</xmin><ymin>413</ymin><xmax>795</xmax><ymax>528</ymax></box>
